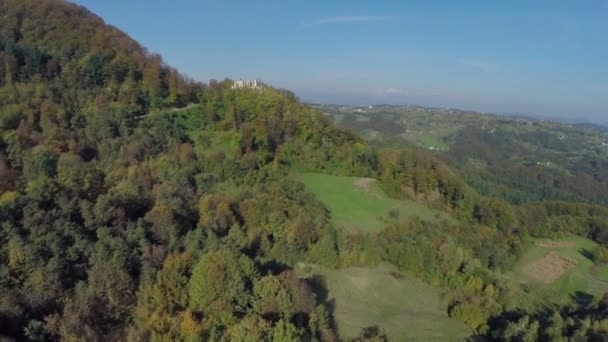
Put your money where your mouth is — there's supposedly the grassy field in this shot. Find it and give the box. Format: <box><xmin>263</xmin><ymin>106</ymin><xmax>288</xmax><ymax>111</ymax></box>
<box><xmin>416</xmin><ymin>133</ymin><xmax>449</xmax><ymax>150</ymax></box>
<box><xmin>297</xmin><ymin>263</ymin><xmax>470</xmax><ymax>341</ymax></box>
<box><xmin>296</xmin><ymin>173</ymin><xmax>449</xmax><ymax>232</ymax></box>
<box><xmin>510</xmin><ymin>236</ymin><xmax>608</xmax><ymax>307</ymax></box>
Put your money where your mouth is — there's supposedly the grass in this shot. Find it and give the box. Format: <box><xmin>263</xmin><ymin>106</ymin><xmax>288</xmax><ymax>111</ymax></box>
<box><xmin>189</xmin><ymin>130</ymin><xmax>240</xmax><ymax>156</ymax></box>
<box><xmin>297</xmin><ymin>263</ymin><xmax>471</xmax><ymax>341</ymax></box>
<box><xmin>355</xmin><ymin>115</ymin><xmax>370</xmax><ymax>123</ymax></box>
<box><xmin>332</xmin><ymin>113</ymin><xmax>345</xmax><ymax>124</ymax></box>
<box><xmin>510</xmin><ymin>236</ymin><xmax>608</xmax><ymax>307</ymax></box>
<box><xmin>417</xmin><ymin>133</ymin><xmax>449</xmax><ymax>150</ymax></box>
<box><xmin>296</xmin><ymin>173</ymin><xmax>450</xmax><ymax>232</ymax></box>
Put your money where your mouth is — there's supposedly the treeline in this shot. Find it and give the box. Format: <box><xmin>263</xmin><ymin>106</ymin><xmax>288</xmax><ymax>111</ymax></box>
<box><xmin>489</xmin><ymin>294</ymin><xmax>608</xmax><ymax>340</ymax></box>
<box><xmin>521</xmin><ymin>201</ymin><xmax>608</xmax><ymax>246</ymax></box>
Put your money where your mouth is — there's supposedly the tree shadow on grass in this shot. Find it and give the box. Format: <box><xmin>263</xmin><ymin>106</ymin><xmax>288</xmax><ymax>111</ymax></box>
<box><xmin>352</xmin><ymin>325</ymin><xmax>388</xmax><ymax>341</ymax></box>
<box><xmin>580</xmin><ymin>248</ymin><xmax>595</xmax><ymax>262</ymax></box>
<box><xmin>306</xmin><ymin>274</ymin><xmax>338</xmax><ymax>334</ymax></box>
<box><xmin>571</xmin><ymin>291</ymin><xmax>594</xmax><ymax>307</ymax></box>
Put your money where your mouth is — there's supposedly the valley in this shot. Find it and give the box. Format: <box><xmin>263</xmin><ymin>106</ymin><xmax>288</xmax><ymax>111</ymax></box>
<box><xmin>317</xmin><ymin>104</ymin><xmax>608</xmax><ymax>206</ymax></box>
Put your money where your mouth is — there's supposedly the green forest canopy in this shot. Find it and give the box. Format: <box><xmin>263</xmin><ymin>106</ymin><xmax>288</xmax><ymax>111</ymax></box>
<box><xmin>0</xmin><ymin>1</ymin><xmax>607</xmax><ymax>341</ymax></box>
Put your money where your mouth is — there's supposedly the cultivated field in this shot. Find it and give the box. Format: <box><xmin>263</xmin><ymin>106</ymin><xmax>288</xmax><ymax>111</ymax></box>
<box><xmin>521</xmin><ymin>252</ymin><xmax>577</xmax><ymax>284</ymax></box>
<box><xmin>511</xmin><ymin>236</ymin><xmax>608</xmax><ymax>306</ymax></box>
<box><xmin>296</xmin><ymin>173</ymin><xmax>449</xmax><ymax>232</ymax></box>
<box><xmin>297</xmin><ymin>263</ymin><xmax>471</xmax><ymax>341</ymax></box>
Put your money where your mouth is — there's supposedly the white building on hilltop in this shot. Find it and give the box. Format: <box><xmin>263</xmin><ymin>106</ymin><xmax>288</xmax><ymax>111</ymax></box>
<box><xmin>232</xmin><ymin>79</ymin><xmax>264</xmax><ymax>89</ymax></box>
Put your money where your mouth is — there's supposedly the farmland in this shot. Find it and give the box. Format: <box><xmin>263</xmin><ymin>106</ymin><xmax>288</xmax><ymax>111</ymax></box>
<box><xmin>510</xmin><ymin>236</ymin><xmax>608</xmax><ymax>307</ymax></box>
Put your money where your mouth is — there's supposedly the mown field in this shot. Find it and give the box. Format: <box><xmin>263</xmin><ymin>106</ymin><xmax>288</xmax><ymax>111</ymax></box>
<box><xmin>510</xmin><ymin>236</ymin><xmax>608</xmax><ymax>307</ymax></box>
<box><xmin>297</xmin><ymin>263</ymin><xmax>471</xmax><ymax>341</ymax></box>
<box><xmin>296</xmin><ymin>173</ymin><xmax>449</xmax><ymax>232</ymax></box>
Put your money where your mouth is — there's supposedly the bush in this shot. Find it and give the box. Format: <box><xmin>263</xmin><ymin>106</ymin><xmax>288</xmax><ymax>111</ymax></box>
<box><xmin>0</xmin><ymin>104</ymin><xmax>22</xmax><ymax>130</ymax></box>
<box><xmin>593</xmin><ymin>246</ymin><xmax>608</xmax><ymax>264</ymax></box>
<box><xmin>449</xmin><ymin>302</ymin><xmax>490</xmax><ymax>333</ymax></box>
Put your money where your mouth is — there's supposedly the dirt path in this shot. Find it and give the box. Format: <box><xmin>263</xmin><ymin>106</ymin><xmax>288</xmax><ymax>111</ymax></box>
<box><xmin>134</xmin><ymin>103</ymin><xmax>198</xmax><ymax>119</ymax></box>
<box><xmin>536</xmin><ymin>241</ymin><xmax>576</xmax><ymax>248</ymax></box>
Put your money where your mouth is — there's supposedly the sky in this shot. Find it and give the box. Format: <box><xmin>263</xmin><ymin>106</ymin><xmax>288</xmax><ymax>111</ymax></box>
<box><xmin>73</xmin><ymin>0</ymin><xmax>608</xmax><ymax>122</ymax></box>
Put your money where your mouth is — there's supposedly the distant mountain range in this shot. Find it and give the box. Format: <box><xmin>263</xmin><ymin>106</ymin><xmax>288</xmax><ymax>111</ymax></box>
<box><xmin>574</xmin><ymin>122</ymin><xmax>608</xmax><ymax>132</ymax></box>
<box><xmin>309</xmin><ymin>102</ymin><xmax>608</xmax><ymax>130</ymax></box>
<box><xmin>499</xmin><ymin>112</ymin><xmax>598</xmax><ymax>125</ymax></box>
<box><xmin>504</xmin><ymin>113</ymin><xmax>608</xmax><ymax>133</ymax></box>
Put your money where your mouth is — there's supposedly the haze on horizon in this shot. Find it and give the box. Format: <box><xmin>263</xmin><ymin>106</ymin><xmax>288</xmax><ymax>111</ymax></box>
<box><xmin>74</xmin><ymin>0</ymin><xmax>608</xmax><ymax>123</ymax></box>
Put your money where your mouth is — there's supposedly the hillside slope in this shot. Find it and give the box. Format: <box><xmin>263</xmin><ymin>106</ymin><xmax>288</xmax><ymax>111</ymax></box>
<box><xmin>0</xmin><ymin>1</ymin><xmax>607</xmax><ymax>341</ymax></box>
<box><xmin>317</xmin><ymin>104</ymin><xmax>608</xmax><ymax>206</ymax></box>
<box><xmin>0</xmin><ymin>1</ymin><xmax>390</xmax><ymax>340</ymax></box>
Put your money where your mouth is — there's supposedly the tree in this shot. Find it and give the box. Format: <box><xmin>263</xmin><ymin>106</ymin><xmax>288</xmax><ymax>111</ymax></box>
<box><xmin>0</xmin><ymin>104</ymin><xmax>22</xmax><ymax>130</ymax></box>
<box><xmin>142</xmin><ymin>252</ymin><xmax>192</xmax><ymax>312</ymax></box>
<box><xmin>252</xmin><ymin>275</ymin><xmax>294</xmax><ymax>320</ymax></box>
<box><xmin>272</xmin><ymin>319</ymin><xmax>300</xmax><ymax>342</ymax></box>
<box><xmin>188</xmin><ymin>250</ymin><xmax>257</xmax><ymax>317</ymax></box>
<box><xmin>227</xmin><ymin>315</ymin><xmax>272</xmax><ymax>342</ymax></box>
<box><xmin>56</xmin><ymin>263</ymin><xmax>135</xmax><ymax>340</ymax></box>
<box><xmin>308</xmin><ymin>230</ymin><xmax>338</xmax><ymax>267</ymax></box>
<box><xmin>24</xmin><ymin>146</ymin><xmax>57</xmax><ymax>179</ymax></box>
<box><xmin>499</xmin><ymin>316</ymin><xmax>539</xmax><ymax>342</ymax></box>
<box><xmin>198</xmin><ymin>194</ymin><xmax>237</xmax><ymax>235</ymax></box>
<box><xmin>449</xmin><ymin>302</ymin><xmax>491</xmax><ymax>333</ymax></box>
<box><xmin>593</xmin><ymin>246</ymin><xmax>608</xmax><ymax>264</ymax></box>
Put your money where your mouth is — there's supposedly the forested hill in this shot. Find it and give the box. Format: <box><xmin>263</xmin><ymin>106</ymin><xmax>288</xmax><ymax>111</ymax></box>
<box><xmin>0</xmin><ymin>1</ymin><xmax>371</xmax><ymax>339</ymax></box>
<box><xmin>0</xmin><ymin>0</ymin><xmax>200</xmax><ymax>138</ymax></box>
<box><xmin>1</xmin><ymin>1</ymin><xmax>608</xmax><ymax>341</ymax></box>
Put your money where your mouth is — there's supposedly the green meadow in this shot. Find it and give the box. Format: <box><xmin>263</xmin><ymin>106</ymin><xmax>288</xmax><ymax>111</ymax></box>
<box><xmin>296</xmin><ymin>173</ymin><xmax>449</xmax><ymax>232</ymax></box>
<box><xmin>297</xmin><ymin>263</ymin><xmax>471</xmax><ymax>341</ymax></box>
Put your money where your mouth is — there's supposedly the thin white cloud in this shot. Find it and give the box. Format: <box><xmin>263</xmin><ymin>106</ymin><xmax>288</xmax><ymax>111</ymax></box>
<box><xmin>375</xmin><ymin>87</ymin><xmax>404</xmax><ymax>96</ymax></box>
<box><xmin>303</xmin><ymin>15</ymin><xmax>391</xmax><ymax>27</ymax></box>
<box><xmin>460</xmin><ymin>59</ymin><xmax>501</xmax><ymax>72</ymax></box>
<box><xmin>373</xmin><ymin>87</ymin><xmax>444</xmax><ymax>98</ymax></box>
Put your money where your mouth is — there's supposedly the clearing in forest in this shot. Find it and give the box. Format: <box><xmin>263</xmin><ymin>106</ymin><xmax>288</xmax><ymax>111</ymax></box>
<box><xmin>512</xmin><ymin>236</ymin><xmax>608</xmax><ymax>305</ymax></box>
<box><xmin>521</xmin><ymin>252</ymin><xmax>577</xmax><ymax>284</ymax></box>
<box><xmin>297</xmin><ymin>263</ymin><xmax>470</xmax><ymax>341</ymax></box>
<box><xmin>296</xmin><ymin>173</ymin><xmax>450</xmax><ymax>232</ymax></box>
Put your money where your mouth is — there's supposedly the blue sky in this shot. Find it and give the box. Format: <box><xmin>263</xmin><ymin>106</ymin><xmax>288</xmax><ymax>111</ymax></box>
<box><xmin>73</xmin><ymin>1</ymin><xmax>608</xmax><ymax>121</ymax></box>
